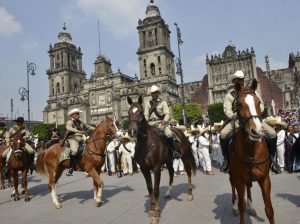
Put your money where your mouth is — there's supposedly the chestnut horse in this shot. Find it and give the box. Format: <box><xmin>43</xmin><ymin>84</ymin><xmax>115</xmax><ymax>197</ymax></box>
<box><xmin>229</xmin><ymin>79</ymin><xmax>274</xmax><ymax>224</ymax></box>
<box><xmin>0</xmin><ymin>142</ymin><xmax>12</xmax><ymax>189</ymax></box>
<box><xmin>127</xmin><ymin>96</ymin><xmax>196</xmax><ymax>224</ymax></box>
<box><xmin>36</xmin><ymin>116</ymin><xmax>118</xmax><ymax>208</ymax></box>
<box><xmin>8</xmin><ymin>131</ymin><xmax>31</xmax><ymax>201</ymax></box>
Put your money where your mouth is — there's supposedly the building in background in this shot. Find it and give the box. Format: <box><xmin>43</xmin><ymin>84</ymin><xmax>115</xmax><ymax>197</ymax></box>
<box><xmin>43</xmin><ymin>1</ymin><xmax>179</xmax><ymax>125</ymax></box>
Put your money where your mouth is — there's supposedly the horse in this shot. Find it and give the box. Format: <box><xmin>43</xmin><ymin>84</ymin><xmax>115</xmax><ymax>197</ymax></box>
<box><xmin>229</xmin><ymin>79</ymin><xmax>274</xmax><ymax>224</ymax></box>
<box><xmin>8</xmin><ymin>131</ymin><xmax>31</xmax><ymax>201</ymax></box>
<box><xmin>35</xmin><ymin>116</ymin><xmax>118</xmax><ymax>209</ymax></box>
<box><xmin>0</xmin><ymin>141</ymin><xmax>12</xmax><ymax>189</ymax></box>
<box><xmin>127</xmin><ymin>96</ymin><xmax>196</xmax><ymax>224</ymax></box>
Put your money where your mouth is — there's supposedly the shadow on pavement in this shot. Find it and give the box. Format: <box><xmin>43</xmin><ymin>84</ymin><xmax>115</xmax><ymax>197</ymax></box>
<box><xmin>212</xmin><ymin>193</ymin><xmax>265</xmax><ymax>224</ymax></box>
<box><xmin>277</xmin><ymin>193</ymin><xmax>300</xmax><ymax>207</ymax></box>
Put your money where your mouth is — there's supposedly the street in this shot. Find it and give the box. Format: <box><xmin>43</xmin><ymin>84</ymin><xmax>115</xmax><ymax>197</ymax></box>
<box><xmin>0</xmin><ymin>169</ymin><xmax>299</xmax><ymax>224</ymax></box>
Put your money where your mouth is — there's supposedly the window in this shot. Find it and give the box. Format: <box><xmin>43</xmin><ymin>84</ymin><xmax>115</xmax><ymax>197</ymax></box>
<box><xmin>158</xmin><ymin>56</ymin><xmax>161</xmax><ymax>64</ymax></box>
<box><xmin>150</xmin><ymin>63</ymin><xmax>155</xmax><ymax>76</ymax></box>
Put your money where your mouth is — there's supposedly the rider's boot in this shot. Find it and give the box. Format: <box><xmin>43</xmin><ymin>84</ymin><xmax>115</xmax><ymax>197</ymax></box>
<box><xmin>29</xmin><ymin>154</ymin><xmax>35</xmax><ymax>175</ymax></box>
<box><xmin>66</xmin><ymin>155</ymin><xmax>77</xmax><ymax>176</ymax></box>
<box><xmin>220</xmin><ymin>137</ymin><xmax>229</xmax><ymax>173</ymax></box>
<box><xmin>167</xmin><ymin>137</ymin><xmax>181</xmax><ymax>159</ymax></box>
<box><xmin>266</xmin><ymin>137</ymin><xmax>280</xmax><ymax>174</ymax></box>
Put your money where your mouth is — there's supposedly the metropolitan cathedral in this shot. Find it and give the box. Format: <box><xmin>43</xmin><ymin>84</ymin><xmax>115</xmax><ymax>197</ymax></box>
<box><xmin>43</xmin><ymin>1</ymin><xmax>179</xmax><ymax>125</ymax></box>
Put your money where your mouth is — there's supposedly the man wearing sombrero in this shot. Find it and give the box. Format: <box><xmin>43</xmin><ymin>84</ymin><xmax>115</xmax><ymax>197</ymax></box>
<box><xmin>3</xmin><ymin>117</ymin><xmax>35</xmax><ymax>174</ymax></box>
<box><xmin>144</xmin><ymin>85</ymin><xmax>181</xmax><ymax>159</ymax></box>
<box><xmin>65</xmin><ymin>108</ymin><xmax>95</xmax><ymax>176</ymax></box>
<box><xmin>220</xmin><ymin>70</ymin><xmax>279</xmax><ymax>174</ymax></box>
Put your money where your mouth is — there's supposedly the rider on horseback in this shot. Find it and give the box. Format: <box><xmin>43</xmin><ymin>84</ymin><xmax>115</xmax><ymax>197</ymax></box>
<box><xmin>3</xmin><ymin>117</ymin><xmax>35</xmax><ymax>174</ymax></box>
<box><xmin>65</xmin><ymin>108</ymin><xmax>95</xmax><ymax>176</ymax></box>
<box><xmin>0</xmin><ymin>122</ymin><xmax>8</xmax><ymax>171</ymax></box>
<box><xmin>219</xmin><ymin>70</ymin><xmax>280</xmax><ymax>174</ymax></box>
<box><xmin>144</xmin><ymin>85</ymin><xmax>181</xmax><ymax>159</ymax></box>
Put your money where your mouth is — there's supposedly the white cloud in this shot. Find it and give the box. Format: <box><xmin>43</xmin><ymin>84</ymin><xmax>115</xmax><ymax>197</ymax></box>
<box><xmin>22</xmin><ymin>41</ymin><xmax>39</xmax><ymax>49</ymax></box>
<box><xmin>0</xmin><ymin>7</ymin><xmax>22</xmax><ymax>37</ymax></box>
<box><xmin>72</xmin><ymin>0</ymin><xmax>146</xmax><ymax>38</ymax></box>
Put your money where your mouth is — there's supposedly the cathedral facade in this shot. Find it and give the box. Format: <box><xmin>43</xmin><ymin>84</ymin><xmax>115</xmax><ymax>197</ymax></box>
<box><xmin>43</xmin><ymin>1</ymin><xmax>179</xmax><ymax>125</ymax></box>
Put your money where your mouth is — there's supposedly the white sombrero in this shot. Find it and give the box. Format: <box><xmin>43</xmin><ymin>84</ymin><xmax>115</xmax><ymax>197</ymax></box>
<box><xmin>150</xmin><ymin>85</ymin><xmax>160</xmax><ymax>93</ymax></box>
<box><xmin>197</xmin><ymin>124</ymin><xmax>209</xmax><ymax>135</ymax></box>
<box><xmin>229</xmin><ymin>70</ymin><xmax>245</xmax><ymax>83</ymax></box>
<box><xmin>213</xmin><ymin>120</ymin><xmax>224</xmax><ymax>127</ymax></box>
<box><xmin>67</xmin><ymin>108</ymin><xmax>83</xmax><ymax>116</ymax></box>
<box><xmin>274</xmin><ymin>117</ymin><xmax>287</xmax><ymax>128</ymax></box>
<box><xmin>187</xmin><ymin>125</ymin><xmax>200</xmax><ymax>134</ymax></box>
<box><xmin>263</xmin><ymin>116</ymin><xmax>278</xmax><ymax>126</ymax></box>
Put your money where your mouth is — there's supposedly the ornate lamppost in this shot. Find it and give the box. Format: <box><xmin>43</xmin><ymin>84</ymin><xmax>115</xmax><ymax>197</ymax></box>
<box><xmin>174</xmin><ymin>23</ymin><xmax>187</xmax><ymax>125</ymax></box>
<box><xmin>18</xmin><ymin>61</ymin><xmax>37</xmax><ymax>130</ymax></box>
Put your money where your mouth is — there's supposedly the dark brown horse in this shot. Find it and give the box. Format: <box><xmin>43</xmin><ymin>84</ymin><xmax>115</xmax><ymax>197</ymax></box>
<box><xmin>0</xmin><ymin>142</ymin><xmax>12</xmax><ymax>189</ymax></box>
<box><xmin>127</xmin><ymin>96</ymin><xmax>196</xmax><ymax>224</ymax></box>
<box><xmin>229</xmin><ymin>79</ymin><xmax>274</xmax><ymax>224</ymax></box>
<box><xmin>8</xmin><ymin>131</ymin><xmax>31</xmax><ymax>201</ymax></box>
<box><xmin>35</xmin><ymin>116</ymin><xmax>118</xmax><ymax>209</ymax></box>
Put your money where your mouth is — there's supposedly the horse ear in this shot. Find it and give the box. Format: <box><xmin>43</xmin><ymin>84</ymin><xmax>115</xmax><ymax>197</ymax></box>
<box><xmin>251</xmin><ymin>78</ymin><xmax>258</xmax><ymax>91</ymax></box>
<box><xmin>127</xmin><ymin>96</ymin><xmax>133</xmax><ymax>105</ymax></box>
<box><xmin>138</xmin><ymin>95</ymin><xmax>143</xmax><ymax>105</ymax></box>
<box><xmin>234</xmin><ymin>81</ymin><xmax>241</xmax><ymax>92</ymax></box>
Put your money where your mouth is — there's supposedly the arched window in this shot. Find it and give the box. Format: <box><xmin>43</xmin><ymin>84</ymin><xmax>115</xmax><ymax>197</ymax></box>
<box><xmin>150</xmin><ymin>63</ymin><xmax>155</xmax><ymax>76</ymax></box>
<box><xmin>56</xmin><ymin>82</ymin><xmax>60</xmax><ymax>94</ymax></box>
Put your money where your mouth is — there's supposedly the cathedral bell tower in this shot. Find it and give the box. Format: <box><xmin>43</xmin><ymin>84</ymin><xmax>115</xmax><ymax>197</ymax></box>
<box><xmin>137</xmin><ymin>0</ymin><xmax>176</xmax><ymax>82</ymax></box>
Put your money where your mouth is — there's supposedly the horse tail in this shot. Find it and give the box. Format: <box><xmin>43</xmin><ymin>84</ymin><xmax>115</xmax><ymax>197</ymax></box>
<box><xmin>186</xmin><ymin>142</ymin><xmax>197</xmax><ymax>176</ymax></box>
<box><xmin>35</xmin><ymin>151</ymin><xmax>48</xmax><ymax>176</ymax></box>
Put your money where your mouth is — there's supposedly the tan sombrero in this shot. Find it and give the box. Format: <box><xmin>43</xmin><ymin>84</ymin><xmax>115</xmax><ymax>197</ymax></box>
<box><xmin>263</xmin><ymin>116</ymin><xmax>278</xmax><ymax>126</ymax></box>
<box><xmin>213</xmin><ymin>120</ymin><xmax>224</xmax><ymax>127</ymax></box>
<box><xmin>274</xmin><ymin>117</ymin><xmax>287</xmax><ymax>128</ymax></box>
<box><xmin>187</xmin><ymin>125</ymin><xmax>200</xmax><ymax>134</ymax></box>
<box><xmin>121</xmin><ymin>132</ymin><xmax>133</xmax><ymax>141</ymax></box>
<box><xmin>197</xmin><ymin>124</ymin><xmax>209</xmax><ymax>135</ymax></box>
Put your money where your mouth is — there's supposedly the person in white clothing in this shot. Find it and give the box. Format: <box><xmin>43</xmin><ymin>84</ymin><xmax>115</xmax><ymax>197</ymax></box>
<box><xmin>106</xmin><ymin>138</ymin><xmax>119</xmax><ymax>175</ymax></box>
<box><xmin>211</xmin><ymin>125</ymin><xmax>224</xmax><ymax>168</ymax></box>
<box><xmin>119</xmin><ymin>133</ymin><xmax>135</xmax><ymax>176</ymax></box>
<box><xmin>198</xmin><ymin>125</ymin><xmax>214</xmax><ymax>175</ymax></box>
<box><xmin>187</xmin><ymin>125</ymin><xmax>200</xmax><ymax>168</ymax></box>
<box><xmin>275</xmin><ymin>118</ymin><xmax>287</xmax><ymax>173</ymax></box>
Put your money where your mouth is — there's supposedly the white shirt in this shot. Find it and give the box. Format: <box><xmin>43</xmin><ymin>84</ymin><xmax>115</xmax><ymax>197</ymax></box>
<box><xmin>198</xmin><ymin>135</ymin><xmax>210</xmax><ymax>149</ymax></box>
<box><xmin>119</xmin><ymin>141</ymin><xmax>135</xmax><ymax>157</ymax></box>
<box><xmin>107</xmin><ymin>140</ymin><xmax>118</xmax><ymax>153</ymax></box>
<box><xmin>276</xmin><ymin>130</ymin><xmax>285</xmax><ymax>146</ymax></box>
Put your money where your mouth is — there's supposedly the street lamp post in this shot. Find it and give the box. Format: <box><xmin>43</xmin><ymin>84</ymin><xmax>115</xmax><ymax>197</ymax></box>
<box><xmin>174</xmin><ymin>23</ymin><xmax>187</xmax><ymax>125</ymax></box>
<box><xmin>265</xmin><ymin>55</ymin><xmax>274</xmax><ymax>115</ymax></box>
<box><xmin>18</xmin><ymin>61</ymin><xmax>37</xmax><ymax>130</ymax></box>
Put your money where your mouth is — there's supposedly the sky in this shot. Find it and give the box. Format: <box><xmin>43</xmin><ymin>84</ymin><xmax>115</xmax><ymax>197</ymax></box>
<box><xmin>0</xmin><ymin>0</ymin><xmax>299</xmax><ymax>121</ymax></box>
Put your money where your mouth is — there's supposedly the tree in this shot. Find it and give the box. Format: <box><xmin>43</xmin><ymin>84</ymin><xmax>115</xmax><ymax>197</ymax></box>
<box><xmin>32</xmin><ymin>123</ymin><xmax>66</xmax><ymax>140</ymax></box>
<box><xmin>172</xmin><ymin>102</ymin><xmax>202</xmax><ymax>125</ymax></box>
<box><xmin>207</xmin><ymin>103</ymin><xmax>226</xmax><ymax>123</ymax></box>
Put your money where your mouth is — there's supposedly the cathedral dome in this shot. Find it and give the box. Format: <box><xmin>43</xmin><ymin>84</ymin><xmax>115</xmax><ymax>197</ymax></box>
<box><xmin>58</xmin><ymin>24</ymin><xmax>72</xmax><ymax>43</ymax></box>
<box><xmin>145</xmin><ymin>0</ymin><xmax>160</xmax><ymax>18</ymax></box>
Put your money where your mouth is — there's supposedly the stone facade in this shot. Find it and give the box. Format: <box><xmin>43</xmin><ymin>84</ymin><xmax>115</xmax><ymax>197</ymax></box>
<box><xmin>178</xmin><ymin>81</ymin><xmax>202</xmax><ymax>103</ymax></box>
<box><xmin>43</xmin><ymin>1</ymin><xmax>179</xmax><ymax>125</ymax></box>
<box><xmin>206</xmin><ymin>44</ymin><xmax>260</xmax><ymax>105</ymax></box>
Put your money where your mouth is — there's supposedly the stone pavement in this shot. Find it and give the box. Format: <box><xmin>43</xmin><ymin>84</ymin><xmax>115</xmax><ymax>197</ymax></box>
<box><xmin>0</xmin><ymin>169</ymin><xmax>299</xmax><ymax>224</ymax></box>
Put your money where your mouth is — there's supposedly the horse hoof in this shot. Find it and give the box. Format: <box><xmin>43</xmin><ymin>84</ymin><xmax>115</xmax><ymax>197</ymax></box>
<box><xmin>247</xmin><ymin>208</ymin><xmax>257</xmax><ymax>217</ymax></box>
<box><xmin>151</xmin><ymin>217</ymin><xmax>159</xmax><ymax>224</ymax></box>
<box><xmin>25</xmin><ymin>197</ymin><xmax>31</xmax><ymax>202</ymax></box>
<box><xmin>187</xmin><ymin>194</ymin><xmax>193</xmax><ymax>201</ymax></box>
<box><xmin>11</xmin><ymin>194</ymin><xmax>15</xmax><ymax>198</ymax></box>
<box><xmin>0</xmin><ymin>186</ymin><xmax>5</xmax><ymax>190</ymax></box>
<box><xmin>96</xmin><ymin>201</ymin><xmax>102</xmax><ymax>207</ymax></box>
<box><xmin>233</xmin><ymin>208</ymin><xmax>240</xmax><ymax>216</ymax></box>
<box><xmin>55</xmin><ymin>204</ymin><xmax>62</xmax><ymax>209</ymax></box>
<box><xmin>14</xmin><ymin>197</ymin><xmax>20</xmax><ymax>201</ymax></box>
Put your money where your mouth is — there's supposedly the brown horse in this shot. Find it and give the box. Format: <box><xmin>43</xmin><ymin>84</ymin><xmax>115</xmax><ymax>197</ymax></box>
<box><xmin>127</xmin><ymin>96</ymin><xmax>196</xmax><ymax>224</ymax></box>
<box><xmin>35</xmin><ymin>116</ymin><xmax>118</xmax><ymax>209</ymax></box>
<box><xmin>229</xmin><ymin>79</ymin><xmax>274</xmax><ymax>224</ymax></box>
<box><xmin>0</xmin><ymin>142</ymin><xmax>12</xmax><ymax>189</ymax></box>
<box><xmin>8</xmin><ymin>131</ymin><xmax>31</xmax><ymax>201</ymax></box>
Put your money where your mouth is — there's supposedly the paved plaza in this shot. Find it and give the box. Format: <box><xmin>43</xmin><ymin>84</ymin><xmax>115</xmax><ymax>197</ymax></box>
<box><xmin>0</xmin><ymin>168</ymin><xmax>299</xmax><ymax>224</ymax></box>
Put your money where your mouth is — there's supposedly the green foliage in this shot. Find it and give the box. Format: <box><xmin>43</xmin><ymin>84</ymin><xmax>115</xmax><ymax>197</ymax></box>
<box><xmin>31</xmin><ymin>123</ymin><xmax>66</xmax><ymax>140</ymax></box>
<box><xmin>207</xmin><ymin>103</ymin><xmax>226</xmax><ymax>123</ymax></box>
<box><xmin>172</xmin><ymin>103</ymin><xmax>202</xmax><ymax>124</ymax></box>
<box><xmin>121</xmin><ymin>119</ymin><xmax>129</xmax><ymax>130</ymax></box>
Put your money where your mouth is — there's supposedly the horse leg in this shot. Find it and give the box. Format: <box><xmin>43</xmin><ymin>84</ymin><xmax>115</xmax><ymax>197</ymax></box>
<box><xmin>236</xmin><ymin>181</ymin><xmax>246</xmax><ymax>224</ymax></box>
<box><xmin>164</xmin><ymin>161</ymin><xmax>174</xmax><ymax>199</ymax></box>
<box><xmin>182</xmin><ymin>158</ymin><xmax>194</xmax><ymax>201</ymax></box>
<box><xmin>0</xmin><ymin>169</ymin><xmax>4</xmax><ymax>190</ymax></box>
<box><xmin>140</xmin><ymin>168</ymin><xmax>154</xmax><ymax>216</ymax></box>
<box><xmin>89</xmin><ymin>168</ymin><xmax>104</xmax><ymax>207</ymax></box>
<box><xmin>48</xmin><ymin>169</ymin><xmax>62</xmax><ymax>209</ymax></box>
<box><xmin>230</xmin><ymin>176</ymin><xmax>239</xmax><ymax>216</ymax></box>
<box><xmin>246</xmin><ymin>185</ymin><xmax>257</xmax><ymax>216</ymax></box>
<box><xmin>22</xmin><ymin>169</ymin><xmax>30</xmax><ymax>202</ymax></box>
<box><xmin>151</xmin><ymin>166</ymin><xmax>161</xmax><ymax>224</ymax></box>
<box><xmin>258</xmin><ymin>176</ymin><xmax>275</xmax><ymax>224</ymax></box>
<box><xmin>11</xmin><ymin>170</ymin><xmax>20</xmax><ymax>201</ymax></box>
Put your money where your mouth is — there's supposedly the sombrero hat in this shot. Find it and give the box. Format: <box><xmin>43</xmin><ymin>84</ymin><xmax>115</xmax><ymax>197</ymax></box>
<box><xmin>229</xmin><ymin>70</ymin><xmax>245</xmax><ymax>83</ymax></box>
<box><xmin>263</xmin><ymin>116</ymin><xmax>278</xmax><ymax>126</ymax></box>
<box><xmin>187</xmin><ymin>125</ymin><xmax>200</xmax><ymax>134</ymax></box>
<box><xmin>213</xmin><ymin>120</ymin><xmax>224</xmax><ymax>127</ymax></box>
<box><xmin>197</xmin><ymin>124</ymin><xmax>209</xmax><ymax>135</ymax></box>
<box><xmin>175</xmin><ymin>124</ymin><xmax>187</xmax><ymax>131</ymax></box>
<box><xmin>67</xmin><ymin>108</ymin><xmax>83</xmax><ymax>116</ymax></box>
<box><xmin>274</xmin><ymin>117</ymin><xmax>287</xmax><ymax>128</ymax></box>
<box><xmin>121</xmin><ymin>132</ymin><xmax>133</xmax><ymax>141</ymax></box>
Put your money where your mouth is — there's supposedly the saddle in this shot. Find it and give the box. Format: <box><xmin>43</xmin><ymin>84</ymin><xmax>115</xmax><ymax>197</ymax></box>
<box><xmin>58</xmin><ymin>141</ymin><xmax>85</xmax><ymax>164</ymax></box>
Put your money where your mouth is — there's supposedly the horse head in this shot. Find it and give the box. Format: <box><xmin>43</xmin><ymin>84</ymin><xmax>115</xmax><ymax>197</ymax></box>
<box><xmin>236</xmin><ymin>79</ymin><xmax>263</xmax><ymax>141</ymax></box>
<box><xmin>11</xmin><ymin>132</ymin><xmax>26</xmax><ymax>159</ymax></box>
<box><xmin>127</xmin><ymin>95</ymin><xmax>144</xmax><ymax>138</ymax></box>
<box><xmin>94</xmin><ymin>116</ymin><xmax>119</xmax><ymax>139</ymax></box>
